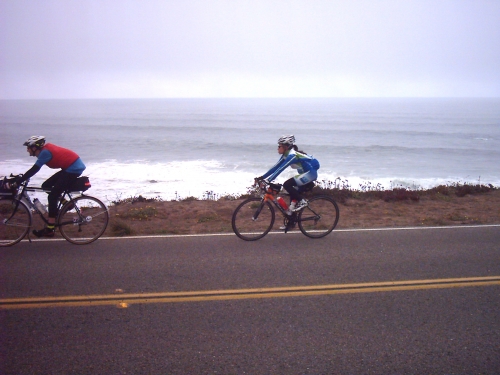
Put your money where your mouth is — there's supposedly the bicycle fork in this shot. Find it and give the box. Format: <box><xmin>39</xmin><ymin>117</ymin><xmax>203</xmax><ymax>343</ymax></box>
<box><xmin>252</xmin><ymin>201</ymin><xmax>265</xmax><ymax>221</ymax></box>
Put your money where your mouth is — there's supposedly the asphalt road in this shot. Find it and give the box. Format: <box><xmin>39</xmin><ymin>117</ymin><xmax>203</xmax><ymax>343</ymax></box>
<box><xmin>1</xmin><ymin>225</ymin><xmax>499</xmax><ymax>374</ymax></box>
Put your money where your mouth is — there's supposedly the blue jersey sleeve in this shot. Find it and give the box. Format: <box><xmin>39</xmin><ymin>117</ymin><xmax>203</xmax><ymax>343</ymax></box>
<box><xmin>34</xmin><ymin>149</ymin><xmax>53</xmax><ymax>168</ymax></box>
<box><xmin>261</xmin><ymin>157</ymin><xmax>285</xmax><ymax>180</ymax></box>
<box><xmin>261</xmin><ymin>149</ymin><xmax>320</xmax><ymax>182</ymax></box>
<box><xmin>262</xmin><ymin>152</ymin><xmax>299</xmax><ymax>181</ymax></box>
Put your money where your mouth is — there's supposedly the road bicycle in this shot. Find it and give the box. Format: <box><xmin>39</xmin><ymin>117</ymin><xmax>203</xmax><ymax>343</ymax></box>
<box><xmin>232</xmin><ymin>180</ymin><xmax>339</xmax><ymax>241</ymax></box>
<box><xmin>0</xmin><ymin>174</ymin><xmax>109</xmax><ymax>247</ymax></box>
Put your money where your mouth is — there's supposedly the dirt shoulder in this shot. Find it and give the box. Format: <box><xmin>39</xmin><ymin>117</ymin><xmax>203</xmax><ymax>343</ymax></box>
<box><xmin>106</xmin><ymin>189</ymin><xmax>500</xmax><ymax>236</ymax></box>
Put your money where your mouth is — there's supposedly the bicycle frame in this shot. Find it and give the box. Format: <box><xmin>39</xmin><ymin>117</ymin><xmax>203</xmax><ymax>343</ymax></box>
<box><xmin>257</xmin><ymin>182</ymin><xmax>292</xmax><ymax>218</ymax></box>
<box><xmin>232</xmin><ymin>180</ymin><xmax>339</xmax><ymax>241</ymax></box>
<box><xmin>2</xmin><ymin>175</ymin><xmax>109</xmax><ymax>246</ymax></box>
<box><xmin>23</xmin><ymin>186</ymin><xmax>79</xmax><ymax>227</ymax></box>
<box><xmin>254</xmin><ymin>181</ymin><xmax>303</xmax><ymax>234</ymax></box>
<box><xmin>1</xmin><ymin>180</ymin><xmax>75</xmax><ymax>241</ymax></box>
<box><xmin>255</xmin><ymin>180</ymin><xmax>335</xmax><ymax>229</ymax></box>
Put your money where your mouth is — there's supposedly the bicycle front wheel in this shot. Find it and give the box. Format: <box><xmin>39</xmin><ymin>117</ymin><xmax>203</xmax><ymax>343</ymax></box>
<box><xmin>232</xmin><ymin>197</ymin><xmax>275</xmax><ymax>241</ymax></box>
<box><xmin>0</xmin><ymin>198</ymin><xmax>32</xmax><ymax>247</ymax></box>
<box><xmin>58</xmin><ymin>196</ymin><xmax>109</xmax><ymax>245</ymax></box>
<box><xmin>298</xmin><ymin>196</ymin><xmax>339</xmax><ymax>238</ymax></box>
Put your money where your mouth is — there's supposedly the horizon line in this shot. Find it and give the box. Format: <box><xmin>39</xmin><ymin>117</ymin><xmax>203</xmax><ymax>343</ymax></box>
<box><xmin>1</xmin><ymin>96</ymin><xmax>500</xmax><ymax>101</ymax></box>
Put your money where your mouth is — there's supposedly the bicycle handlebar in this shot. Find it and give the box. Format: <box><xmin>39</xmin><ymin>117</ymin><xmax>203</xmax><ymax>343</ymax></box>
<box><xmin>1</xmin><ymin>174</ymin><xmax>29</xmax><ymax>195</ymax></box>
<box><xmin>254</xmin><ymin>179</ymin><xmax>282</xmax><ymax>195</ymax></box>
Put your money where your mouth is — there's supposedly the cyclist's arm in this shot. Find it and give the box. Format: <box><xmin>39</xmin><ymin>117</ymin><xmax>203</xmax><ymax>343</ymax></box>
<box><xmin>17</xmin><ymin>149</ymin><xmax>52</xmax><ymax>183</ymax></box>
<box><xmin>17</xmin><ymin>165</ymin><xmax>41</xmax><ymax>183</ymax></box>
<box><xmin>266</xmin><ymin>153</ymin><xmax>299</xmax><ymax>181</ymax></box>
<box><xmin>260</xmin><ymin>157</ymin><xmax>286</xmax><ymax>181</ymax></box>
<box><xmin>34</xmin><ymin>149</ymin><xmax>53</xmax><ymax>167</ymax></box>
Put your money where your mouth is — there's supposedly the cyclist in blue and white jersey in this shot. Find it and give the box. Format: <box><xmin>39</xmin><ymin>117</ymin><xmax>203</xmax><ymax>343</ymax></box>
<box><xmin>257</xmin><ymin>135</ymin><xmax>320</xmax><ymax>212</ymax></box>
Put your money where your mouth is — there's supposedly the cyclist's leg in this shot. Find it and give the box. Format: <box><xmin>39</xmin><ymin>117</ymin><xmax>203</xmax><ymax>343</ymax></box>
<box><xmin>283</xmin><ymin>178</ymin><xmax>302</xmax><ymax>202</ymax></box>
<box><xmin>284</xmin><ymin>170</ymin><xmax>318</xmax><ymax>207</ymax></box>
<box><xmin>296</xmin><ymin>170</ymin><xmax>317</xmax><ymax>193</ymax></box>
<box><xmin>41</xmin><ymin>171</ymin><xmax>62</xmax><ymax>192</ymax></box>
<box><xmin>34</xmin><ymin>171</ymin><xmax>80</xmax><ymax>237</ymax></box>
<box><xmin>47</xmin><ymin>171</ymin><xmax>80</xmax><ymax>217</ymax></box>
<box><xmin>32</xmin><ymin>171</ymin><xmax>62</xmax><ymax>237</ymax></box>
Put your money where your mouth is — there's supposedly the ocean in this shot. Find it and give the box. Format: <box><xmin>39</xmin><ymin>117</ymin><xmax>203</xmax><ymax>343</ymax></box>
<box><xmin>1</xmin><ymin>98</ymin><xmax>499</xmax><ymax>203</ymax></box>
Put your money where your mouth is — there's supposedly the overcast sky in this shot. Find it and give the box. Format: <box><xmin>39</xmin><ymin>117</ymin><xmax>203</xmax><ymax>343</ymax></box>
<box><xmin>1</xmin><ymin>0</ymin><xmax>499</xmax><ymax>99</ymax></box>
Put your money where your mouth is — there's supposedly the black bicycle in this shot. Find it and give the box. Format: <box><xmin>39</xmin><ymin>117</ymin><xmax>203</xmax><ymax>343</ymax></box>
<box><xmin>0</xmin><ymin>174</ymin><xmax>109</xmax><ymax>246</ymax></box>
<box><xmin>232</xmin><ymin>180</ymin><xmax>339</xmax><ymax>241</ymax></box>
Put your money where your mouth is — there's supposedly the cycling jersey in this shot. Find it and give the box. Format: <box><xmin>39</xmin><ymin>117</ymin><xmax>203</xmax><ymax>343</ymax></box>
<box><xmin>261</xmin><ymin>149</ymin><xmax>320</xmax><ymax>182</ymax></box>
<box><xmin>35</xmin><ymin>143</ymin><xmax>86</xmax><ymax>174</ymax></box>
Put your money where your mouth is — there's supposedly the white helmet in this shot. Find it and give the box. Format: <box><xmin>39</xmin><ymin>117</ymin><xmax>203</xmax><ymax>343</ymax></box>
<box><xmin>23</xmin><ymin>135</ymin><xmax>46</xmax><ymax>148</ymax></box>
<box><xmin>277</xmin><ymin>134</ymin><xmax>295</xmax><ymax>145</ymax></box>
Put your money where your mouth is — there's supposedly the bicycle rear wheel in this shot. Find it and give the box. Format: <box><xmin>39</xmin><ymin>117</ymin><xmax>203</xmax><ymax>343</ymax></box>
<box><xmin>58</xmin><ymin>196</ymin><xmax>109</xmax><ymax>245</ymax></box>
<box><xmin>232</xmin><ymin>197</ymin><xmax>275</xmax><ymax>241</ymax></box>
<box><xmin>298</xmin><ymin>196</ymin><xmax>339</xmax><ymax>238</ymax></box>
<box><xmin>0</xmin><ymin>199</ymin><xmax>32</xmax><ymax>247</ymax></box>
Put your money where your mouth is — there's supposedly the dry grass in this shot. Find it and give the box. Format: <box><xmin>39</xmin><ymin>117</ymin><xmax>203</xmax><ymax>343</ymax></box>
<box><xmin>105</xmin><ymin>188</ymin><xmax>500</xmax><ymax>237</ymax></box>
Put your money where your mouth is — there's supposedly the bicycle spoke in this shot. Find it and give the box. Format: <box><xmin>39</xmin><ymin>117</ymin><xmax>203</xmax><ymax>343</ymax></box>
<box><xmin>58</xmin><ymin>196</ymin><xmax>108</xmax><ymax>244</ymax></box>
<box><xmin>298</xmin><ymin>196</ymin><xmax>339</xmax><ymax>238</ymax></box>
<box><xmin>232</xmin><ymin>198</ymin><xmax>275</xmax><ymax>241</ymax></box>
<box><xmin>0</xmin><ymin>199</ymin><xmax>31</xmax><ymax>246</ymax></box>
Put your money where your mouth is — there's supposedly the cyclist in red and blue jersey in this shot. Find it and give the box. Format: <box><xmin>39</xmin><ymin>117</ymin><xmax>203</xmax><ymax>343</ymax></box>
<box><xmin>16</xmin><ymin>136</ymin><xmax>86</xmax><ymax>238</ymax></box>
<box><xmin>257</xmin><ymin>135</ymin><xmax>320</xmax><ymax>212</ymax></box>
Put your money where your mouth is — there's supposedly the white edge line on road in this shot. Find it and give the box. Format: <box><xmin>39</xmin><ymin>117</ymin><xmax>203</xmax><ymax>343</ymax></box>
<box><xmin>22</xmin><ymin>224</ymin><xmax>499</xmax><ymax>243</ymax></box>
<box><xmin>101</xmin><ymin>224</ymin><xmax>500</xmax><ymax>240</ymax></box>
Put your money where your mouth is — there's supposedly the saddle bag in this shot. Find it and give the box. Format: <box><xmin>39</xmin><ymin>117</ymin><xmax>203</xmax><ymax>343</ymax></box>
<box><xmin>69</xmin><ymin>176</ymin><xmax>91</xmax><ymax>192</ymax></box>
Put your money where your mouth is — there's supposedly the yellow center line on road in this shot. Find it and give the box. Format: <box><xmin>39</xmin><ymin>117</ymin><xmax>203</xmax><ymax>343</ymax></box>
<box><xmin>2</xmin><ymin>276</ymin><xmax>500</xmax><ymax>310</ymax></box>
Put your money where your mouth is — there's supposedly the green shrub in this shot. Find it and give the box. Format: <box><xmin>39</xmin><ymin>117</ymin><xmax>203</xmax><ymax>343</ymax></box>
<box><xmin>120</xmin><ymin>206</ymin><xmax>157</xmax><ymax>220</ymax></box>
<box><xmin>111</xmin><ymin>221</ymin><xmax>133</xmax><ymax>236</ymax></box>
